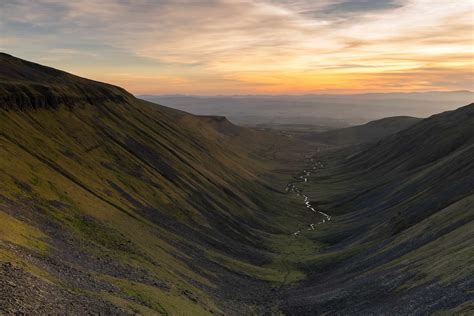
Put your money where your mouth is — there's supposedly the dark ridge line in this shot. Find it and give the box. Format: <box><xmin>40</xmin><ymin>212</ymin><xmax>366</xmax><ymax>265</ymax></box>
<box><xmin>0</xmin><ymin>85</ymin><xmax>131</xmax><ymax>111</ymax></box>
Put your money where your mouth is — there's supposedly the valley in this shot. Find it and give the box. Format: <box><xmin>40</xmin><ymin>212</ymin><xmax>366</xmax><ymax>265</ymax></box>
<box><xmin>286</xmin><ymin>158</ymin><xmax>332</xmax><ymax>237</ymax></box>
<box><xmin>0</xmin><ymin>53</ymin><xmax>473</xmax><ymax>314</ymax></box>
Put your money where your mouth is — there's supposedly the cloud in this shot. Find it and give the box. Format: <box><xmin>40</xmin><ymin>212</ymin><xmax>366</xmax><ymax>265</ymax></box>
<box><xmin>323</xmin><ymin>0</ymin><xmax>404</xmax><ymax>14</ymax></box>
<box><xmin>0</xmin><ymin>0</ymin><xmax>472</xmax><ymax>94</ymax></box>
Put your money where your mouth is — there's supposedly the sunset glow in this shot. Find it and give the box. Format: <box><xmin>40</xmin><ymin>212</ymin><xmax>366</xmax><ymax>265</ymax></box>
<box><xmin>1</xmin><ymin>0</ymin><xmax>473</xmax><ymax>94</ymax></box>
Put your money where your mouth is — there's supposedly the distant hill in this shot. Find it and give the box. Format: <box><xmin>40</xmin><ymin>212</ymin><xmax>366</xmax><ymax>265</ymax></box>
<box><xmin>141</xmin><ymin>92</ymin><xmax>474</xmax><ymax>126</ymax></box>
<box><xmin>348</xmin><ymin>103</ymin><xmax>474</xmax><ymax>172</ymax></box>
<box><xmin>302</xmin><ymin>116</ymin><xmax>422</xmax><ymax>146</ymax></box>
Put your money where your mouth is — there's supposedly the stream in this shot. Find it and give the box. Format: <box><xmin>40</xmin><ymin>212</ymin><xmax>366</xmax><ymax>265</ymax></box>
<box><xmin>285</xmin><ymin>157</ymin><xmax>331</xmax><ymax>237</ymax></box>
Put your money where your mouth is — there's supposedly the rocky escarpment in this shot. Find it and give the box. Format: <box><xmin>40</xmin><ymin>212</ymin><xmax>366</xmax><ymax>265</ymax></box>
<box><xmin>0</xmin><ymin>53</ymin><xmax>132</xmax><ymax>110</ymax></box>
<box><xmin>0</xmin><ymin>81</ymin><xmax>131</xmax><ymax>110</ymax></box>
<box><xmin>196</xmin><ymin>115</ymin><xmax>243</xmax><ymax>136</ymax></box>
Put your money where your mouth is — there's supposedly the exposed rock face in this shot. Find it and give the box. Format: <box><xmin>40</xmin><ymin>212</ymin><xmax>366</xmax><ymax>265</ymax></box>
<box><xmin>197</xmin><ymin>115</ymin><xmax>243</xmax><ymax>136</ymax></box>
<box><xmin>0</xmin><ymin>53</ymin><xmax>132</xmax><ymax>110</ymax></box>
<box><xmin>0</xmin><ymin>82</ymin><xmax>131</xmax><ymax>110</ymax></box>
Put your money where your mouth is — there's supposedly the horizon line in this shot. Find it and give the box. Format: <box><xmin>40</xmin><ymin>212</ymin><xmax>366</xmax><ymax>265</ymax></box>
<box><xmin>136</xmin><ymin>90</ymin><xmax>474</xmax><ymax>97</ymax></box>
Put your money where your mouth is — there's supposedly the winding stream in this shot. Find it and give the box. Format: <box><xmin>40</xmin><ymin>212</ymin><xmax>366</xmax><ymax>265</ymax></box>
<box><xmin>285</xmin><ymin>158</ymin><xmax>331</xmax><ymax>237</ymax></box>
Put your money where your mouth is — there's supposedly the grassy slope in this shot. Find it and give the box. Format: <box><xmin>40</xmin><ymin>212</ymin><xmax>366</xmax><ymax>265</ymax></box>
<box><xmin>301</xmin><ymin>115</ymin><xmax>421</xmax><ymax>146</ymax></box>
<box><xmin>0</xmin><ymin>53</ymin><xmax>316</xmax><ymax>314</ymax></box>
<box><xmin>1</xmin><ymin>53</ymin><xmax>472</xmax><ymax>314</ymax></box>
<box><xmin>280</xmin><ymin>103</ymin><xmax>474</xmax><ymax>314</ymax></box>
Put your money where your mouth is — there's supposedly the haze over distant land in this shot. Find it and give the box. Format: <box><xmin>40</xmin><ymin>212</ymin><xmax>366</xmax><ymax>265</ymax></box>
<box><xmin>141</xmin><ymin>91</ymin><xmax>474</xmax><ymax>127</ymax></box>
<box><xmin>1</xmin><ymin>0</ymin><xmax>473</xmax><ymax>95</ymax></box>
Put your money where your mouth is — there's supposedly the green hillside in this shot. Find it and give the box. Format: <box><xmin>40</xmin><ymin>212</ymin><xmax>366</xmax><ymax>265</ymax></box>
<box><xmin>0</xmin><ymin>53</ymin><xmax>472</xmax><ymax>314</ymax></box>
<box><xmin>0</xmin><ymin>53</ymin><xmax>313</xmax><ymax>314</ymax></box>
<box><xmin>280</xmin><ymin>103</ymin><xmax>474</xmax><ymax>314</ymax></box>
<box><xmin>301</xmin><ymin>115</ymin><xmax>421</xmax><ymax>146</ymax></box>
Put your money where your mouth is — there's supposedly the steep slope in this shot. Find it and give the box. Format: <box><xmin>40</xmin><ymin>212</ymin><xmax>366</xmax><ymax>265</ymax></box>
<box><xmin>280</xmin><ymin>103</ymin><xmax>474</xmax><ymax>314</ymax></box>
<box><xmin>0</xmin><ymin>53</ymin><xmax>310</xmax><ymax>314</ymax></box>
<box><xmin>301</xmin><ymin>116</ymin><xmax>421</xmax><ymax>146</ymax></box>
<box><xmin>1</xmin><ymin>53</ymin><xmax>472</xmax><ymax>315</ymax></box>
<box><xmin>0</xmin><ymin>53</ymin><xmax>131</xmax><ymax>110</ymax></box>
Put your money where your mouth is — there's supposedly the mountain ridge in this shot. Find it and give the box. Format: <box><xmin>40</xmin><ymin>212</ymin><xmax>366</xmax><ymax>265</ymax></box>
<box><xmin>302</xmin><ymin>115</ymin><xmax>422</xmax><ymax>146</ymax></box>
<box><xmin>280</xmin><ymin>104</ymin><xmax>474</xmax><ymax>313</ymax></box>
<box><xmin>0</xmin><ymin>53</ymin><xmax>132</xmax><ymax>110</ymax></box>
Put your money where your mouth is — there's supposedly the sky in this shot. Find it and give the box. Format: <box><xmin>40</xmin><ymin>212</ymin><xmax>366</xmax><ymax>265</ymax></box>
<box><xmin>1</xmin><ymin>0</ymin><xmax>473</xmax><ymax>95</ymax></box>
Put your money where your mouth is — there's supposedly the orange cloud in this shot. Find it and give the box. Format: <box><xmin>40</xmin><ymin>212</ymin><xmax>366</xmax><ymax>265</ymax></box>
<box><xmin>2</xmin><ymin>0</ymin><xmax>473</xmax><ymax>94</ymax></box>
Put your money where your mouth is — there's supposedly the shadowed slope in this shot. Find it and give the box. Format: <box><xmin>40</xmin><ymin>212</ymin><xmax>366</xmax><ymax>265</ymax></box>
<box><xmin>302</xmin><ymin>116</ymin><xmax>421</xmax><ymax>146</ymax></box>
<box><xmin>281</xmin><ymin>103</ymin><xmax>474</xmax><ymax>314</ymax></box>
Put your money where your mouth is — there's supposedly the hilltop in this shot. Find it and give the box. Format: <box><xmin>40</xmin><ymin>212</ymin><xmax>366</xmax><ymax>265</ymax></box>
<box><xmin>0</xmin><ymin>52</ymin><xmax>131</xmax><ymax>109</ymax></box>
<box><xmin>301</xmin><ymin>115</ymin><xmax>422</xmax><ymax>146</ymax></box>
